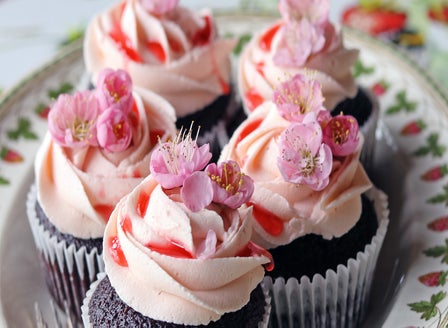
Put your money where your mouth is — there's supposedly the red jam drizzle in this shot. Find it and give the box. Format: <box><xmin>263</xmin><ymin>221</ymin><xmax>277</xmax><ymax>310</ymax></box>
<box><xmin>120</xmin><ymin>215</ymin><xmax>133</xmax><ymax>234</ymax></box>
<box><xmin>255</xmin><ymin>62</ymin><xmax>265</xmax><ymax>78</ymax></box>
<box><xmin>237</xmin><ymin>242</ymin><xmax>274</xmax><ymax>272</ymax></box>
<box><xmin>147</xmin><ymin>241</ymin><xmax>193</xmax><ymax>259</ymax></box>
<box><xmin>192</xmin><ymin>15</ymin><xmax>211</xmax><ymax>46</ymax></box>
<box><xmin>149</xmin><ymin>129</ymin><xmax>165</xmax><ymax>146</ymax></box>
<box><xmin>259</xmin><ymin>23</ymin><xmax>281</xmax><ymax>52</ymax></box>
<box><xmin>168</xmin><ymin>37</ymin><xmax>183</xmax><ymax>53</ymax></box>
<box><xmin>249</xmin><ymin>202</ymin><xmax>284</xmax><ymax>236</ymax></box>
<box><xmin>146</xmin><ymin>41</ymin><xmax>166</xmax><ymax>63</ymax></box>
<box><xmin>136</xmin><ymin>191</ymin><xmax>150</xmax><ymax>218</ymax></box>
<box><xmin>94</xmin><ymin>204</ymin><xmax>115</xmax><ymax>222</ymax></box>
<box><xmin>109</xmin><ymin>22</ymin><xmax>143</xmax><ymax>63</ymax></box>
<box><xmin>236</xmin><ymin>118</ymin><xmax>262</xmax><ymax>145</ymax></box>
<box><xmin>109</xmin><ymin>236</ymin><xmax>128</xmax><ymax>267</ymax></box>
<box><xmin>244</xmin><ymin>89</ymin><xmax>264</xmax><ymax>112</ymax></box>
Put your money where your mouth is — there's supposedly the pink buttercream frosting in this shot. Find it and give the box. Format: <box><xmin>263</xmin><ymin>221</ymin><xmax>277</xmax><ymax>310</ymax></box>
<box><xmin>103</xmin><ymin>175</ymin><xmax>270</xmax><ymax>325</ymax></box>
<box><xmin>238</xmin><ymin>20</ymin><xmax>359</xmax><ymax>113</ymax></box>
<box><xmin>84</xmin><ymin>0</ymin><xmax>236</xmax><ymax>117</ymax></box>
<box><xmin>35</xmin><ymin>87</ymin><xmax>177</xmax><ymax>239</ymax></box>
<box><xmin>219</xmin><ymin>102</ymin><xmax>372</xmax><ymax>249</ymax></box>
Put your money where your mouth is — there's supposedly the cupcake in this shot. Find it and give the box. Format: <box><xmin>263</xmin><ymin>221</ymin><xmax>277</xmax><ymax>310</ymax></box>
<box><xmin>219</xmin><ymin>74</ymin><xmax>389</xmax><ymax>327</ymax></box>
<box><xmin>81</xmin><ymin>130</ymin><xmax>272</xmax><ymax>327</ymax></box>
<box><xmin>26</xmin><ymin>68</ymin><xmax>177</xmax><ymax>322</ymax></box>
<box><xmin>238</xmin><ymin>0</ymin><xmax>379</xmax><ymax>170</ymax></box>
<box><xmin>83</xmin><ymin>0</ymin><xmax>238</xmax><ymax>160</ymax></box>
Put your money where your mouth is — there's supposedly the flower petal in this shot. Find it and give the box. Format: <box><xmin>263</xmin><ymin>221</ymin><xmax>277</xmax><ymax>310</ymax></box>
<box><xmin>181</xmin><ymin>171</ymin><xmax>213</xmax><ymax>212</ymax></box>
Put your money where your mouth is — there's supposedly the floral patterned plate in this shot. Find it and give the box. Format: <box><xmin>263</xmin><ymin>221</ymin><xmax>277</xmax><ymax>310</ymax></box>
<box><xmin>0</xmin><ymin>14</ymin><xmax>448</xmax><ymax>328</ymax></box>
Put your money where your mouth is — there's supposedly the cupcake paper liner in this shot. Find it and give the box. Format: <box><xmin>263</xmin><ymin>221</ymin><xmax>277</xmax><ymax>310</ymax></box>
<box><xmin>26</xmin><ymin>184</ymin><xmax>104</xmax><ymax>322</ymax></box>
<box><xmin>264</xmin><ymin>187</ymin><xmax>389</xmax><ymax>328</ymax></box>
<box><xmin>82</xmin><ymin>273</ymin><xmax>271</xmax><ymax>328</ymax></box>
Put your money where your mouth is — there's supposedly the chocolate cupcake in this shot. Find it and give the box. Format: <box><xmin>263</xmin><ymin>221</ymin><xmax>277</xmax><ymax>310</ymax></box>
<box><xmin>26</xmin><ymin>68</ymin><xmax>177</xmax><ymax>322</ymax></box>
<box><xmin>82</xmin><ymin>132</ymin><xmax>272</xmax><ymax>327</ymax></box>
<box><xmin>219</xmin><ymin>73</ymin><xmax>389</xmax><ymax>327</ymax></box>
<box><xmin>237</xmin><ymin>0</ymin><xmax>379</xmax><ymax>171</ymax></box>
<box><xmin>83</xmin><ymin>0</ymin><xmax>239</xmax><ymax>160</ymax></box>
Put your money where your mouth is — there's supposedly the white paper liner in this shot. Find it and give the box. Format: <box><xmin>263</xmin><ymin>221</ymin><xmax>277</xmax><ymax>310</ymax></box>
<box><xmin>26</xmin><ymin>184</ymin><xmax>104</xmax><ymax>321</ymax></box>
<box><xmin>264</xmin><ymin>187</ymin><xmax>389</xmax><ymax>328</ymax></box>
<box><xmin>81</xmin><ymin>274</ymin><xmax>271</xmax><ymax>327</ymax></box>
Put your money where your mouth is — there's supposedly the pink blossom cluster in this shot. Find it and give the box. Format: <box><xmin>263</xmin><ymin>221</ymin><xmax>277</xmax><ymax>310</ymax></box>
<box><xmin>48</xmin><ymin>68</ymin><xmax>135</xmax><ymax>153</ymax></box>
<box><xmin>274</xmin><ymin>0</ymin><xmax>330</xmax><ymax>66</ymax></box>
<box><xmin>150</xmin><ymin>126</ymin><xmax>254</xmax><ymax>212</ymax></box>
<box><xmin>274</xmin><ymin>73</ymin><xmax>360</xmax><ymax>191</ymax></box>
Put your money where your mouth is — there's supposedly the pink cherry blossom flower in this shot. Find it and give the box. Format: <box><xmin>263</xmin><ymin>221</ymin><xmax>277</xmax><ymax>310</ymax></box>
<box><xmin>181</xmin><ymin>170</ymin><xmax>214</xmax><ymax>212</ymax></box>
<box><xmin>150</xmin><ymin>126</ymin><xmax>212</xmax><ymax>189</ymax></box>
<box><xmin>322</xmin><ymin>114</ymin><xmax>359</xmax><ymax>157</ymax></box>
<box><xmin>96</xmin><ymin>105</ymin><xmax>133</xmax><ymax>152</ymax></box>
<box><xmin>278</xmin><ymin>0</ymin><xmax>330</xmax><ymax>26</ymax></box>
<box><xmin>205</xmin><ymin>160</ymin><xmax>254</xmax><ymax>209</ymax></box>
<box><xmin>273</xmin><ymin>73</ymin><xmax>326</xmax><ymax>122</ymax></box>
<box><xmin>48</xmin><ymin>90</ymin><xmax>99</xmax><ymax>148</ymax></box>
<box><xmin>96</xmin><ymin>68</ymin><xmax>133</xmax><ymax>114</ymax></box>
<box><xmin>277</xmin><ymin>113</ymin><xmax>333</xmax><ymax>190</ymax></box>
<box><xmin>274</xmin><ymin>19</ymin><xmax>326</xmax><ymax>67</ymax></box>
<box><xmin>140</xmin><ymin>0</ymin><xmax>179</xmax><ymax>15</ymax></box>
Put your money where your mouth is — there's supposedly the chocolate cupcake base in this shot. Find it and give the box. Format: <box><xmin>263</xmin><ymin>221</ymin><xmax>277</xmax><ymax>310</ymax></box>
<box><xmin>82</xmin><ymin>273</ymin><xmax>271</xmax><ymax>328</ymax></box>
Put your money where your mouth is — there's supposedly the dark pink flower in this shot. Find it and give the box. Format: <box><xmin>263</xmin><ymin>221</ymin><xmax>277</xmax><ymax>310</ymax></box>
<box><xmin>181</xmin><ymin>171</ymin><xmax>214</xmax><ymax>212</ymax></box>
<box><xmin>274</xmin><ymin>20</ymin><xmax>326</xmax><ymax>67</ymax></box>
<box><xmin>277</xmin><ymin>113</ymin><xmax>332</xmax><ymax>190</ymax></box>
<box><xmin>140</xmin><ymin>0</ymin><xmax>179</xmax><ymax>15</ymax></box>
<box><xmin>96</xmin><ymin>105</ymin><xmax>133</xmax><ymax>152</ymax></box>
<box><xmin>205</xmin><ymin>160</ymin><xmax>254</xmax><ymax>209</ymax></box>
<box><xmin>96</xmin><ymin>68</ymin><xmax>133</xmax><ymax>114</ymax></box>
<box><xmin>322</xmin><ymin>114</ymin><xmax>359</xmax><ymax>157</ymax></box>
<box><xmin>273</xmin><ymin>73</ymin><xmax>325</xmax><ymax>122</ymax></box>
<box><xmin>150</xmin><ymin>127</ymin><xmax>212</xmax><ymax>189</ymax></box>
<box><xmin>48</xmin><ymin>90</ymin><xmax>99</xmax><ymax>148</ymax></box>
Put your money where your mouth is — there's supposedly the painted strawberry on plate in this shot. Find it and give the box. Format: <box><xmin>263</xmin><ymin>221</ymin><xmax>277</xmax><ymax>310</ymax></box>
<box><xmin>341</xmin><ymin>1</ymin><xmax>407</xmax><ymax>36</ymax></box>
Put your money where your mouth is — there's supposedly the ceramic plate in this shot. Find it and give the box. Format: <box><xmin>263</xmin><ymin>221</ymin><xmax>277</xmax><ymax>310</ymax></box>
<box><xmin>1</xmin><ymin>15</ymin><xmax>448</xmax><ymax>328</ymax></box>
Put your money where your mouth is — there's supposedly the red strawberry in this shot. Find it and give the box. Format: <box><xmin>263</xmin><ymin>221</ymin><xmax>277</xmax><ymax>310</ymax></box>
<box><xmin>418</xmin><ymin>271</ymin><xmax>447</xmax><ymax>287</ymax></box>
<box><xmin>428</xmin><ymin>216</ymin><xmax>448</xmax><ymax>232</ymax></box>
<box><xmin>35</xmin><ymin>103</ymin><xmax>50</xmax><ymax>119</ymax></box>
<box><xmin>0</xmin><ymin>146</ymin><xmax>23</xmax><ymax>163</ymax></box>
<box><xmin>371</xmin><ymin>80</ymin><xmax>389</xmax><ymax>96</ymax></box>
<box><xmin>342</xmin><ymin>6</ymin><xmax>407</xmax><ymax>36</ymax></box>
<box><xmin>421</xmin><ymin>164</ymin><xmax>448</xmax><ymax>181</ymax></box>
<box><xmin>400</xmin><ymin>119</ymin><xmax>426</xmax><ymax>136</ymax></box>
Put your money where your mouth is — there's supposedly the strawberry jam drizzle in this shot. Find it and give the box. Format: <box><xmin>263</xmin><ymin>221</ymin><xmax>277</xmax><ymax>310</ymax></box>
<box><xmin>120</xmin><ymin>215</ymin><xmax>133</xmax><ymax>234</ymax></box>
<box><xmin>147</xmin><ymin>241</ymin><xmax>193</xmax><ymax>259</ymax></box>
<box><xmin>146</xmin><ymin>41</ymin><xmax>166</xmax><ymax>63</ymax></box>
<box><xmin>259</xmin><ymin>23</ymin><xmax>281</xmax><ymax>52</ymax></box>
<box><xmin>244</xmin><ymin>89</ymin><xmax>264</xmax><ymax>112</ymax></box>
<box><xmin>192</xmin><ymin>15</ymin><xmax>212</xmax><ymax>46</ymax></box>
<box><xmin>249</xmin><ymin>202</ymin><xmax>284</xmax><ymax>236</ymax></box>
<box><xmin>237</xmin><ymin>242</ymin><xmax>274</xmax><ymax>272</ymax></box>
<box><xmin>236</xmin><ymin>118</ymin><xmax>262</xmax><ymax>145</ymax></box>
<box><xmin>109</xmin><ymin>236</ymin><xmax>128</xmax><ymax>267</ymax></box>
<box><xmin>109</xmin><ymin>22</ymin><xmax>143</xmax><ymax>63</ymax></box>
<box><xmin>94</xmin><ymin>204</ymin><xmax>115</xmax><ymax>222</ymax></box>
<box><xmin>136</xmin><ymin>191</ymin><xmax>150</xmax><ymax>218</ymax></box>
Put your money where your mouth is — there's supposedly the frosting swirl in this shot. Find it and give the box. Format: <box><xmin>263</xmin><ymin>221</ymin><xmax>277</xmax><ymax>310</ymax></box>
<box><xmin>84</xmin><ymin>0</ymin><xmax>236</xmax><ymax>117</ymax></box>
<box><xmin>103</xmin><ymin>175</ymin><xmax>269</xmax><ymax>325</ymax></box>
<box><xmin>238</xmin><ymin>20</ymin><xmax>359</xmax><ymax>113</ymax></box>
<box><xmin>35</xmin><ymin>87</ymin><xmax>177</xmax><ymax>239</ymax></box>
<box><xmin>220</xmin><ymin>102</ymin><xmax>372</xmax><ymax>249</ymax></box>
